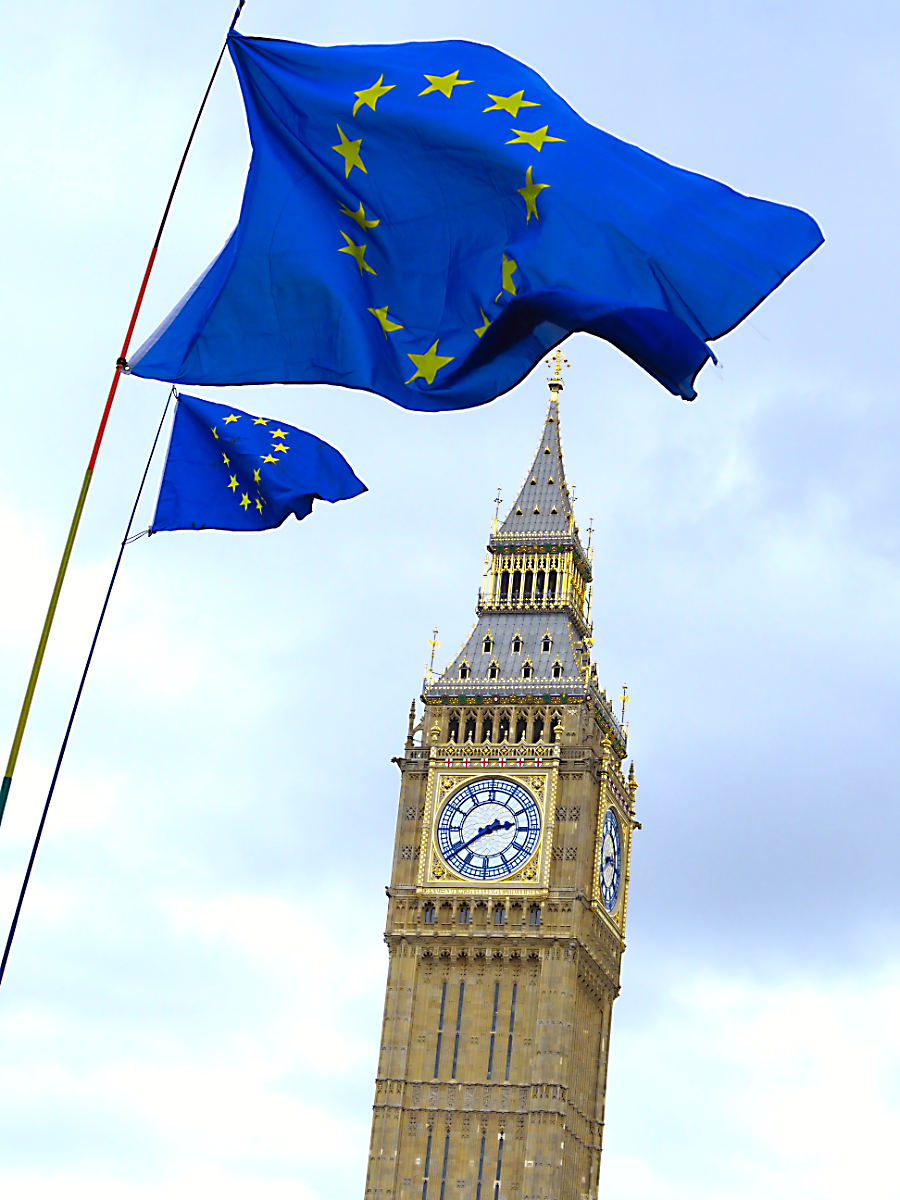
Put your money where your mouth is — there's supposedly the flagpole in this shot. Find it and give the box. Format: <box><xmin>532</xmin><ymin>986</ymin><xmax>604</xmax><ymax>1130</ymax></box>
<box><xmin>0</xmin><ymin>1</ymin><xmax>245</xmax><ymax>829</ymax></box>
<box><xmin>0</xmin><ymin>391</ymin><xmax>175</xmax><ymax>990</ymax></box>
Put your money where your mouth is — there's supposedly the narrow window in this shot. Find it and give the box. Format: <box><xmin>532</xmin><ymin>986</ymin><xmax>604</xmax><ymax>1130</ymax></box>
<box><xmin>493</xmin><ymin>905</ymin><xmax>506</xmax><ymax>926</ymax></box>
<box><xmin>459</xmin><ymin>663</ymin><xmax>470</xmax><ymax>680</ymax></box>
<box><xmin>424</xmin><ymin>903</ymin><xmax>436</xmax><ymax>925</ymax></box>
<box><xmin>500</xmin><ymin>571</ymin><xmax>509</xmax><ymax>600</ymax></box>
<box><xmin>439</xmin><ymin>1129</ymin><xmax>451</xmax><ymax>1200</ymax></box>
<box><xmin>505</xmin><ymin>983</ymin><xmax>517</xmax><ymax>1081</ymax></box>
<box><xmin>458</xmin><ymin>904</ymin><xmax>470</xmax><ymax>926</ymax></box>
<box><xmin>482</xmin><ymin>635</ymin><xmax>493</xmax><ymax>653</ymax></box>
<box><xmin>451</xmin><ymin>981</ymin><xmax>465</xmax><ymax>1078</ymax></box>
<box><xmin>465</xmin><ymin>715</ymin><xmax>477</xmax><ymax>742</ymax></box>
<box><xmin>434</xmin><ymin>981</ymin><xmax>447</xmax><ymax>1077</ymax></box>
<box><xmin>481</xmin><ymin>717</ymin><xmax>493</xmax><ymax>743</ymax></box>
<box><xmin>511</xmin><ymin>636</ymin><xmax>522</xmax><ymax>653</ymax></box>
<box><xmin>535</xmin><ymin>570</ymin><xmax>545</xmax><ymax>599</ymax></box>
<box><xmin>528</xmin><ymin>905</ymin><xmax>542</xmax><ymax>927</ymax></box>
<box><xmin>497</xmin><ymin>715</ymin><xmax>510</xmax><ymax>742</ymax></box>
<box><xmin>492</xmin><ymin>1132</ymin><xmax>505</xmax><ymax>1199</ymax></box>
<box><xmin>512</xmin><ymin>570</ymin><xmax>522</xmax><ymax>598</ymax></box>
<box><xmin>522</xmin><ymin>662</ymin><xmax>533</xmax><ymax>679</ymax></box>
<box><xmin>422</xmin><ymin>1129</ymin><xmax>433</xmax><ymax>1200</ymax></box>
<box><xmin>448</xmin><ymin>714</ymin><xmax>460</xmax><ymax>742</ymax></box>
<box><xmin>515</xmin><ymin>716</ymin><xmax>528</xmax><ymax>743</ymax></box>
<box><xmin>488</xmin><ymin>662</ymin><xmax>499</xmax><ymax>680</ymax></box>
<box><xmin>552</xmin><ymin>662</ymin><xmax>563</xmax><ymax>680</ymax></box>
<box><xmin>532</xmin><ymin>716</ymin><xmax>544</xmax><ymax>742</ymax></box>
<box><xmin>542</xmin><ymin>636</ymin><xmax>552</xmax><ymax>652</ymax></box>
<box><xmin>486</xmin><ymin>982</ymin><xmax>500</xmax><ymax>1079</ymax></box>
<box><xmin>547</xmin><ymin>569</ymin><xmax>557</xmax><ymax>599</ymax></box>
<box><xmin>524</xmin><ymin>570</ymin><xmax>533</xmax><ymax>599</ymax></box>
<box><xmin>549</xmin><ymin>715</ymin><xmax>560</xmax><ymax>743</ymax></box>
<box><xmin>475</xmin><ymin>1131</ymin><xmax>487</xmax><ymax>1200</ymax></box>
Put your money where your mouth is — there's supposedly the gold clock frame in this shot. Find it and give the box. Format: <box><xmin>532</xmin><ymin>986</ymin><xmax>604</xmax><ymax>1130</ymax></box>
<box><xmin>417</xmin><ymin>742</ymin><xmax>560</xmax><ymax>896</ymax></box>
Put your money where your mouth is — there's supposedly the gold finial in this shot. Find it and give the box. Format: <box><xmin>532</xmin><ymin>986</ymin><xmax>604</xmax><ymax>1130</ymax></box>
<box><xmin>545</xmin><ymin>346</ymin><xmax>569</xmax><ymax>392</ymax></box>
<box><xmin>619</xmin><ymin>684</ymin><xmax>629</xmax><ymax>725</ymax></box>
<box><xmin>427</xmin><ymin>628</ymin><xmax>440</xmax><ymax>679</ymax></box>
<box><xmin>586</xmin><ymin>517</ymin><xmax>594</xmax><ymax>550</ymax></box>
<box><xmin>491</xmin><ymin>485</ymin><xmax>503</xmax><ymax>532</ymax></box>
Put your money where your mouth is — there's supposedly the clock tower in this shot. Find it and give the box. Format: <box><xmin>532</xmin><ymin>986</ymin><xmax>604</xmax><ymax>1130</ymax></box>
<box><xmin>364</xmin><ymin>364</ymin><xmax>638</xmax><ymax>1200</ymax></box>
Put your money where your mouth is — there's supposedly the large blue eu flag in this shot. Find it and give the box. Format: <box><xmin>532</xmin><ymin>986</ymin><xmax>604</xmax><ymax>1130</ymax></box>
<box><xmin>130</xmin><ymin>35</ymin><xmax>823</xmax><ymax>405</ymax></box>
<box><xmin>151</xmin><ymin>393</ymin><xmax>366</xmax><ymax>532</ymax></box>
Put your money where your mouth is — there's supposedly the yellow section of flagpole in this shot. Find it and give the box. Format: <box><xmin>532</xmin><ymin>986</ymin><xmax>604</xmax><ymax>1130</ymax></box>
<box><xmin>0</xmin><ymin>468</ymin><xmax>93</xmax><ymax>827</ymax></box>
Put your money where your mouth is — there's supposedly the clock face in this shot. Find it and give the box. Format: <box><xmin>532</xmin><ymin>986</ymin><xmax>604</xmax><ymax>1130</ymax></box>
<box><xmin>435</xmin><ymin>777</ymin><xmax>542</xmax><ymax>881</ymax></box>
<box><xmin>600</xmin><ymin>808</ymin><xmax>622</xmax><ymax>912</ymax></box>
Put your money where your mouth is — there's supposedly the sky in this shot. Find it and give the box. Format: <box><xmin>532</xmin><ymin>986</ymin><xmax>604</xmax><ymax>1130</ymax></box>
<box><xmin>1</xmin><ymin>1</ymin><xmax>898</xmax><ymax>1196</ymax></box>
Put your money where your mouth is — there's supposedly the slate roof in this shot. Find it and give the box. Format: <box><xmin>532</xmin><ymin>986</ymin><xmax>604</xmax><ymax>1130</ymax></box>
<box><xmin>496</xmin><ymin>394</ymin><xmax>574</xmax><ymax>540</ymax></box>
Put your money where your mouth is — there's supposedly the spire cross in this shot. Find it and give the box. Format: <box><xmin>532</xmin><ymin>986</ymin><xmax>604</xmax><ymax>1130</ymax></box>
<box><xmin>586</xmin><ymin>517</ymin><xmax>594</xmax><ymax>550</ymax></box>
<box><xmin>427</xmin><ymin>628</ymin><xmax>440</xmax><ymax>678</ymax></box>
<box><xmin>545</xmin><ymin>347</ymin><xmax>569</xmax><ymax>391</ymax></box>
<box><xmin>619</xmin><ymin>684</ymin><xmax>629</xmax><ymax>725</ymax></box>
<box><xmin>492</xmin><ymin>485</ymin><xmax>503</xmax><ymax>530</ymax></box>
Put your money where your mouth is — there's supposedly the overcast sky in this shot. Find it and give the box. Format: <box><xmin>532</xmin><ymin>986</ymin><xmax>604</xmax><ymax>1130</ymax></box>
<box><xmin>1</xmin><ymin>1</ymin><xmax>898</xmax><ymax>1197</ymax></box>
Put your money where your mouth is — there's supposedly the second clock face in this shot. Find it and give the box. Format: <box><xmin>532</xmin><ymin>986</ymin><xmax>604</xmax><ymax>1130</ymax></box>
<box><xmin>436</xmin><ymin>777</ymin><xmax>542</xmax><ymax>881</ymax></box>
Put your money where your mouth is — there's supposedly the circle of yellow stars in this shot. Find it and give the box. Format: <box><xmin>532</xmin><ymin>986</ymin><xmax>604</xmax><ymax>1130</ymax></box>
<box><xmin>208</xmin><ymin>412</ymin><xmax>292</xmax><ymax>517</ymax></box>
<box><xmin>328</xmin><ymin>65</ymin><xmax>566</xmax><ymax>388</ymax></box>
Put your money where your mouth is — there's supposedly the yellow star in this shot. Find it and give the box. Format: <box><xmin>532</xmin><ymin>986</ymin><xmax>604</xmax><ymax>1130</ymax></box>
<box><xmin>274</xmin><ymin>442</ymin><xmax>289</xmax><ymax>453</ymax></box>
<box><xmin>227</xmin><ymin>474</ymin><xmax>238</xmax><ymax>492</ymax></box>
<box><xmin>332</xmin><ymin>125</ymin><xmax>367</xmax><ymax>177</ymax></box>
<box><xmin>261</xmin><ymin>454</ymin><xmax>279</xmax><ymax>464</ymax></box>
<box><xmin>506</xmin><ymin>125</ymin><xmax>565</xmax><ymax>152</ymax></box>
<box><xmin>252</xmin><ymin>417</ymin><xmax>268</xmax><ymax>426</ymax></box>
<box><xmin>418</xmin><ymin>70</ymin><xmax>473</xmax><ymax>99</ymax></box>
<box><xmin>240</xmin><ymin>493</ymin><xmax>251</xmax><ymax>510</ymax></box>
<box><xmin>496</xmin><ymin>253</ymin><xmax>518</xmax><ymax>300</ymax></box>
<box><xmin>405</xmin><ymin>340</ymin><xmax>455</xmax><ymax>385</ymax></box>
<box><xmin>353</xmin><ymin>74</ymin><xmax>395</xmax><ymax>116</ymax></box>
<box><xmin>253</xmin><ymin>468</ymin><xmax>261</xmax><ymax>483</ymax></box>
<box><xmin>339</xmin><ymin>230</ymin><xmax>377</xmax><ymax>276</ymax></box>
<box><xmin>255</xmin><ymin>498</ymin><xmax>264</xmax><ymax>513</ymax></box>
<box><xmin>483</xmin><ymin>90</ymin><xmax>539</xmax><ymax>117</ymax></box>
<box><xmin>210</xmin><ymin>426</ymin><xmax>218</xmax><ymax>439</ymax></box>
<box><xmin>222</xmin><ymin>452</ymin><xmax>230</xmax><ymax>465</ymax></box>
<box><xmin>368</xmin><ymin>305</ymin><xmax>404</xmax><ymax>336</ymax></box>
<box><xmin>270</xmin><ymin>429</ymin><xmax>289</xmax><ymax>440</ymax></box>
<box><xmin>518</xmin><ymin>165</ymin><xmax>549</xmax><ymax>222</ymax></box>
<box><xmin>223</xmin><ymin>413</ymin><xmax>240</xmax><ymax>424</ymax></box>
<box><xmin>474</xmin><ymin>307</ymin><xmax>491</xmax><ymax>338</ymax></box>
<box><xmin>340</xmin><ymin>200</ymin><xmax>380</xmax><ymax>230</ymax></box>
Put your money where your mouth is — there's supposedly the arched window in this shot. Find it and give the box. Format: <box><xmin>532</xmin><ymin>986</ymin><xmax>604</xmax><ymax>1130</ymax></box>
<box><xmin>522</xmin><ymin>662</ymin><xmax>533</xmax><ymax>680</ymax></box>
<box><xmin>535</xmin><ymin>570</ymin><xmax>545</xmax><ymax>600</ymax></box>
<box><xmin>511</xmin><ymin>636</ymin><xmax>523</xmax><ymax>654</ymax></box>
<box><xmin>497</xmin><ymin>714</ymin><xmax>510</xmax><ymax>742</ymax></box>
<box><xmin>532</xmin><ymin>716</ymin><xmax>544</xmax><ymax>742</ymax></box>
<box><xmin>459</xmin><ymin>663</ymin><xmax>470</xmax><ymax>680</ymax></box>
<box><xmin>528</xmin><ymin>905</ymin><xmax>542</xmax><ymax>927</ymax></box>
<box><xmin>547</xmin><ymin>569</ymin><xmax>557</xmax><ymax>600</ymax></box>
<box><xmin>482</xmin><ymin>634</ymin><xmax>493</xmax><ymax>654</ymax></box>
<box><xmin>512</xmin><ymin>571</ymin><xmax>522</xmax><ymax>599</ymax></box>
<box><xmin>481</xmin><ymin>717</ymin><xmax>493</xmax><ymax>743</ymax></box>
<box><xmin>500</xmin><ymin>571</ymin><xmax>509</xmax><ymax>600</ymax></box>
<box><xmin>523</xmin><ymin>570</ymin><xmax>533</xmax><ymax>600</ymax></box>
<box><xmin>488</xmin><ymin>661</ymin><xmax>499</xmax><ymax>680</ymax></box>
<box><xmin>515</xmin><ymin>716</ymin><xmax>528</xmax><ymax>743</ymax></box>
<box><xmin>458</xmin><ymin>904</ymin><xmax>471</xmax><ymax>926</ymax></box>
<box><xmin>542</xmin><ymin>635</ymin><xmax>552</xmax><ymax>653</ymax></box>
<box><xmin>493</xmin><ymin>905</ymin><xmax>506</xmax><ymax>926</ymax></box>
<box><xmin>552</xmin><ymin>661</ymin><xmax>563</xmax><ymax>680</ymax></box>
<box><xmin>448</xmin><ymin>713</ymin><xmax>460</xmax><ymax>742</ymax></box>
<box><xmin>549</xmin><ymin>714</ymin><xmax>561</xmax><ymax>743</ymax></box>
<box><xmin>424</xmin><ymin>903</ymin><xmax>436</xmax><ymax>925</ymax></box>
<box><xmin>464</xmin><ymin>715</ymin><xmax>477</xmax><ymax>742</ymax></box>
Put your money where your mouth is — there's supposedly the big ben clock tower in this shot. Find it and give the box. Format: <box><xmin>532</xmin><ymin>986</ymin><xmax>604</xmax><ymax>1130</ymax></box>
<box><xmin>364</xmin><ymin>362</ymin><xmax>638</xmax><ymax>1200</ymax></box>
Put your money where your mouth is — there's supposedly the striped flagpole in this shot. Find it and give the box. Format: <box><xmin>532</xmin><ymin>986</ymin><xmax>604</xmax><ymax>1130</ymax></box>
<box><xmin>0</xmin><ymin>1</ymin><xmax>245</xmax><ymax>829</ymax></box>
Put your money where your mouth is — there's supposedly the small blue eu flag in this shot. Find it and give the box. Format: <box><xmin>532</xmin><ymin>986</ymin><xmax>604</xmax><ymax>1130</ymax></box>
<box><xmin>130</xmin><ymin>35</ymin><xmax>823</xmax><ymax>405</ymax></box>
<box><xmin>151</xmin><ymin>393</ymin><xmax>366</xmax><ymax>533</ymax></box>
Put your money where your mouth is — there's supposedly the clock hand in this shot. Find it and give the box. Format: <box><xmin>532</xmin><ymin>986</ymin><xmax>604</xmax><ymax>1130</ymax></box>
<box><xmin>447</xmin><ymin>818</ymin><xmax>515</xmax><ymax>857</ymax></box>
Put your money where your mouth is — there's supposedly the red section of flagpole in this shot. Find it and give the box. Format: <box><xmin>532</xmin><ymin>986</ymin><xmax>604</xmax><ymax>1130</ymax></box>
<box><xmin>0</xmin><ymin>2</ymin><xmax>245</xmax><ymax>829</ymax></box>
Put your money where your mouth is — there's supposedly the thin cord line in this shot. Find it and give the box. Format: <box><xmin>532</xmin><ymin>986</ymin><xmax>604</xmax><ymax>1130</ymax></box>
<box><xmin>0</xmin><ymin>390</ymin><xmax>175</xmax><ymax>991</ymax></box>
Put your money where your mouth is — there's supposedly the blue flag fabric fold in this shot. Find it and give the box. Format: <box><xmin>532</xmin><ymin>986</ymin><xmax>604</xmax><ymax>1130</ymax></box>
<box><xmin>151</xmin><ymin>393</ymin><xmax>366</xmax><ymax>533</ymax></box>
<box><xmin>130</xmin><ymin>35</ymin><xmax>823</xmax><ymax>405</ymax></box>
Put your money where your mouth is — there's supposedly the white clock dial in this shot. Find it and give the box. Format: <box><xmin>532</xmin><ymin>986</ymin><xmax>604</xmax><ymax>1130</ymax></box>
<box><xmin>436</xmin><ymin>778</ymin><xmax>541</xmax><ymax>881</ymax></box>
